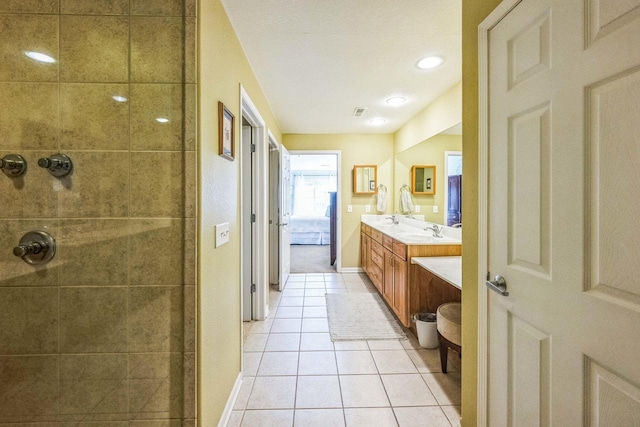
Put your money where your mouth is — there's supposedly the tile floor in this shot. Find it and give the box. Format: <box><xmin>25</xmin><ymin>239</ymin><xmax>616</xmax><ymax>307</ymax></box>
<box><xmin>228</xmin><ymin>273</ymin><xmax>462</xmax><ymax>427</ymax></box>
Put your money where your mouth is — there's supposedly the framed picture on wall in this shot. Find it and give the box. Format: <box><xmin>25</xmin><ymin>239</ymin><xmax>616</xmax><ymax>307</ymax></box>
<box><xmin>218</xmin><ymin>101</ymin><xmax>235</xmax><ymax>161</ymax></box>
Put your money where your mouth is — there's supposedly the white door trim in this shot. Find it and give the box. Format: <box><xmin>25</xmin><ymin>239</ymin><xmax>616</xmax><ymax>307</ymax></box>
<box><xmin>240</xmin><ymin>86</ymin><xmax>269</xmax><ymax>320</ymax></box>
<box><xmin>290</xmin><ymin>150</ymin><xmax>342</xmax><ymax>272</ymax></box>
<box><xmin>477</xmin><ymin>0</ymin><xmax>523</xmax><ymax>424</ymax></box>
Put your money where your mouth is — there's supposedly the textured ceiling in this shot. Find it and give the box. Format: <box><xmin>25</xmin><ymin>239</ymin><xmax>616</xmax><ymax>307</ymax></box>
<box><xmin>220</xmin><ymin>0</ymin><xmax>462</xmax><ymax>134</ymax></box>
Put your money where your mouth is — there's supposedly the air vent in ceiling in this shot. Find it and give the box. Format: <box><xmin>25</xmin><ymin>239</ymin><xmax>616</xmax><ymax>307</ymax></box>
<box><xmin>353</xmin><ymin>107</ymin><xmax>366</xmax><ymax>117</ymax></box>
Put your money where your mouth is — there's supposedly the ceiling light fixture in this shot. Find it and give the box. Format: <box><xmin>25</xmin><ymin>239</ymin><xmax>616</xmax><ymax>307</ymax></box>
<box><xmin>369</xmin><ymin>118</ymin><xmax>386</xmax><ymax>126</ymax></box>
<box><xmin>155</xmin><ymin>117</ymin><xmax>169</xmax><ymax>123</ymax></box>
<box><xmin>416</xmin><ymin>56</ymin><xmax>444</xmax><ymax>70</ymax></box>
<box><xmin>112</xmin><ymin>95</ymin><xmax>128</xmax><ymax>103</ymax></box>
<box><xmin>386</xmin><ymin>96</ymin><xmax>406</xmax><ymax>107</ymax></box>
<box><xmin>25</xmin><ymin>51</ymin><xmax>56</xmax><ymax>63</ymax></box>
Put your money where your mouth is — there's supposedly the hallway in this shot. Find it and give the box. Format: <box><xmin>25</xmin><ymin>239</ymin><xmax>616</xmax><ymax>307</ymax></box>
<box><xmin>229</xmin><ymin>273</ymin><xmax>461</xmax><ymax>427</ymax></box>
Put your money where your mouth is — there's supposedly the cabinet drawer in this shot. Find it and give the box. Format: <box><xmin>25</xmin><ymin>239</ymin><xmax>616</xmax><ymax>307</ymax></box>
<box><xmin>371</xmin><ymin>228</ymin><xmax>383</xmax><ymax>243</ymax></box>
<box><xmin>369</xmin><ymin>263</ymin><xmax>383</xmax><ymax>288</ymax></box>
<box><xmin>362</xmin><ymin>223</ymin><xmax>370</xmax><ymax>236</ymax></box>
<box><xmin>370</xmin><ymin>248</ymin><xmax>384</xmax><ymax>269</ymax></box>
<box><xmin>382</xmin><ymin>235</ymin><xmax>393</xmax><ymax>250</ymax></box>
<box><xmin>371</xmin><ymin>240</ymin><xmax>383</xmax><ymax>257</ymax></box>
<box><xmin>392</xmin><ymin>240</ymin><xmax>407</xmax><ymax>260</ymax></box>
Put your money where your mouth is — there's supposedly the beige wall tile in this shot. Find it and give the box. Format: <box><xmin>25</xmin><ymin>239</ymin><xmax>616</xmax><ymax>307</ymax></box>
<box><xmin>130</xmin><ymin>152</ymin><xmax>183</xmax><ymax>218</ymax></box>
<box><xmin>131</xmin><ymin>0</ymin><xmax>183</xmax><ymax>16</ymax></box>
<box><xmin>185</xmin><ymin>17</ymin><xmax>195</xmax><ymax>83</ymax></box>
<box><xmin>183</xmin><ymin>218</ymin><xmax>196</xmax><ymax>286</ymax></box>
<box><xmin>185</xmin><ymin>0</ymin><xmax>196</xmax><ymax>16</ymax></box>
<box><xmin>0</xmin><ymin>356</ymin><xmax>59</xmax><ymax>419</ymax></box>
<box><xmin>57</xmin><ymin>151</ymin><xmax>129</xmax><ymax>218</ymax></box>
<box><xmin>0</xmin><ymin>15</ymin><xmax>58</xmax><ymax>82</ymax></box>
<box><xmin>58</xmin><ymin>219</ymin><xmax>128</xmax><ymax>286</ymax></box>
<box><xmin>129</xmin><ymin>219</ymin><xmax>184</xmax><ymax>286</ymax></box>
<box><xmin>183</xmin><ymin>285</ymin><xmax>195</xmax><ymax>351</ymax></box>
<box><xmin>184</xmin><ymin>151</ymin><xmax>196</xmax><ymax>218</ymax></box>
<box><xmin>0</xmin><ymin>83</ymin><xmax>58</xmax><ymax>150</ymax></box>
<box><xmin>129</xmin><ymin>286</ymin><xmax>183</xmax><ymax>352</ymax></box>
<box><xmin>0</xmin><ymin>220</ymin><xmax>59</xmax><ymax>287</ymax></box>
<box><xmin>60</xmin><ymin>354</ymin><xmax>128</xmax><ymax>416</ymax></box>
<box><xmin>60</xmin><ymin>16</ymin><xmax>129</xmax><ymax>82</ymax></box>
<box><xmin>131</xmin><ymin>17</ymin><xmax>183</xmax><ymax>83</ymax></box>
<box><xmin>128</xmin><ymin>421</ymin><xmax>182</xmax><ymax>427</ymax></box>
<box><xmin>61</xmin><ymin>0</ymin><xmax>129</xmax><ymax>15</ymax></box>
<box><xmin>60</xmin><ymin>287</ymin><xmax>128</xmax><ymax>353</ymax></box>
<box><xmin>130</xmin><ymin>84</ymin><xmax>183</xmax><ymax>151</ymax></box>
<box><xmin>0</xmin><ymin>287</ymin><xmax>58</xmax><ymax>355</ymax></box>
<box><xmin>0</xmin><ymin>0</ymin><xmax>58</xmax><ymax>13</ymax></box>
<box><xmin>185</xmin><ymin>84</ymin><xmax>196</xmax><ymax>150</ymax></box>
<box><xmin>183</xmin><ymin>352</ymin><xmax>195</xmax><ymax>418</ymax></box>
<box><xmin>60</xmin><ymin>84</ymin><xmax>130</xmax><ymax>150</ymax></box>
<box><xmin>0</xmin><ymin>151</ymin><xmax>58</xmax><ymax>219</ymax></box>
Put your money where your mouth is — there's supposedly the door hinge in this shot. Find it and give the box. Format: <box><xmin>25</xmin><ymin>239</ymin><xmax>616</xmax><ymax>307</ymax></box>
<box><xmin>250</xmin><ymin>143</ymin><xmax>256</xmax><ymax>153</ymax></box>
<box><xmin>251</xmin><ymin>283</ymin><xmax>256</xmax><ymax>293</ymax></box>
<box><xmin>251</xmin><ymin>213</ymin><xmax>256</xmax><ymax>223</ymax></box>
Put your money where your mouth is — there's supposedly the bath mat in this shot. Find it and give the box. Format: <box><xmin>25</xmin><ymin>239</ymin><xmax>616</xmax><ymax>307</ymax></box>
<box><xmin>325</xmin><ymin>293</ymin><xmax>406</xmax><ymax>341</ymax></box>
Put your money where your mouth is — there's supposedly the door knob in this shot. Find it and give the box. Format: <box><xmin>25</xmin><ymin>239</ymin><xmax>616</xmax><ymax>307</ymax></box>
<box><xmin>38</xmin><ymin>153</ymin><xmax>73</xmax><ymax>177</ymax></box>
<box><xmin>485</xmin><ymin>274</ymin><xmax>509</xmax><ymax>296</ymax></box>
<box><xmin>0</xmin><ymin>154</ymin><xmax>27</xmax><ymax>177</ymax></box>
<box><xmin>13</xmin><ymin>231</ymin><xmax>56</xmax><ymax>265</ymax></box>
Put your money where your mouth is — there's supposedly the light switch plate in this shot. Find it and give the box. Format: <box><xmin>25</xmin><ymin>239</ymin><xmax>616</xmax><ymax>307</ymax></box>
<box><xmin>432</xmin><ymin>205</ymin><xmax>439</xmax><ymax>213</ymax></box>
<box><xmin>365</xmin><ymin>205</ymin><xmax>370</xmax><ymax>212</ymax></box>
<box><xmin>215</xmin><ymin>222</ymin><xmax>230</xmax><ymax>247</ymax></box>
<box><xmin>347</xmin><ymin>205</ymin><xmax>353</xmax><ymax>213</ymax></box>
<box><xmin>415</xmin><ymin>205</ymin><xmax>421</xmax><ymax>212</ymax></box>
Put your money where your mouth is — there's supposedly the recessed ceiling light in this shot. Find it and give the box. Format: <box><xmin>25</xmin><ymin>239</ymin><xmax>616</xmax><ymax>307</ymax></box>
<box><xmin>112</xmin><ymin>95</ymin><xmax>128</xmax><ymax>103</ymax></box>
<box><xmin>369</xmin><ymin>118</ymin><xmax>386</xmax><ymax>126</ymax></box>
<box><xmin>386</xmin><ymin>96</ymin><xmax>406</xmax><ymax>107</ymax></box>
<box><xmin>155</xmin><ymin>117</ymin><xmax>169</xmax><ymax>123</ymax></box>
<box><xmin>416</xmin><ymin>56</ymin><xmax>444</xmax><ymax>70</ymax></box>
<box><xmin>25</xmin><ymin>51</ymin><xmax>56</xmax><ymax>63</ymax></box>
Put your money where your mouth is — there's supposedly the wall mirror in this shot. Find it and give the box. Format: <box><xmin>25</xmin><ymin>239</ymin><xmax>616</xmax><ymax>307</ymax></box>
<box><xmin>411</xmin><ymin>165</ymin><xmax>436</xmax><ymax>195</ymax></box>
<box><xmin>353</xmin><ymin>165</ymin><xmax>377</xmax><ymax>194</ymax></box>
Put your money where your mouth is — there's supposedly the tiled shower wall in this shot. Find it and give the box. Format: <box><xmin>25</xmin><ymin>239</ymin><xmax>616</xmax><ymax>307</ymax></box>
<box><xmin>0</xmin><ymin>0</ymin><xmax>197</xmax><ymax>424</ymax></box>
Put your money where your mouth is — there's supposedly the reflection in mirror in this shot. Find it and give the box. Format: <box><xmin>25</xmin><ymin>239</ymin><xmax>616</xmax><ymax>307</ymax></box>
<box><xmin>353</xmin><ymin>165</ymin><xmax>377</xmax><ymax>194</ymax></box>
<box><xmin>411</xmin><ymin>165</ymin><xmax>436</xmax><ymax>195</ymax></box>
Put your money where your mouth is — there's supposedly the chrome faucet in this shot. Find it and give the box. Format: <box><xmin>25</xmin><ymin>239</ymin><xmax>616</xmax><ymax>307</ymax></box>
<box><xmin>386</xmin><ymin>214</ymin><xmax>399</xmax><ymax>224</ymax></box>
<box><xmin>424</xmin><ymin>224</ymin><xmax>443</xmax><ymax>238</ymax></box>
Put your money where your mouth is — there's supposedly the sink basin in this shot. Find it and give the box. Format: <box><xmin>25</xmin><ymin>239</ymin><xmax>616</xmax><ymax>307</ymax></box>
<box><xmin>395</xmin><ymin>232</ymin><xmax>432</xmax><ymax>239</ymax></box>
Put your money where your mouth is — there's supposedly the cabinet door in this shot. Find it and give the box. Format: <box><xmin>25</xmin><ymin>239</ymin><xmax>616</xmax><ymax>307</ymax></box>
<box><xmin>383</xmin><ymin>249</ymin><xmax>394</xmax><ymax>304</ymax></box>
<box><xmin>392</xmin><ymin>255</ymin><xmax>408</xmax><ymax>325</ymax></box>
<box><xmin>360</xmin><ymin>232</ymin><xmax>369</xmax><ymax>273</ymax></box>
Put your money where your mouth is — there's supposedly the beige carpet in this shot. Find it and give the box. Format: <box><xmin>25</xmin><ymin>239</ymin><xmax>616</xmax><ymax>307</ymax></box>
<box><xmin>326</xmin><ymin>293</ymin><xmax>406</xmax><ymax>341</ymax></box>
<box><xmin>290</xmin><ymin>244</ymin><xmax>336</xmax><ymax>273</ymax></box>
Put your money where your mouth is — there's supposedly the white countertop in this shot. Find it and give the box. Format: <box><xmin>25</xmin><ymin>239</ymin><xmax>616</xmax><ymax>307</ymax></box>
<box><xmin>361</xmin><ymin>216</ymin><xmax>462</xmax><ymax>246</ymax></box>
<box><xmin>411</xmin><ymin>256</ymin><xmax>462</xmax><ymax>290</ymax></box>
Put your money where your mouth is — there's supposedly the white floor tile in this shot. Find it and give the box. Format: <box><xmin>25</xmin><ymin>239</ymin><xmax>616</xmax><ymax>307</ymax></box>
<box><xmin>303</xmin><ymin>306</ymin><xmax>328</xmax><ymax>318</ymax></box>
<box><xmin>227</xmin><ymin>410</ymin><xmax>243</xmax><ymax>427</ymax></box>
<box><xmin>405</xmin><ymin>349</ymin><xmax>442</xmax><ymax>373</ymax></box>
<box><xmin>336</xmin><ymin>351</ymin><xmax>378</xmax><ymax>374</ymax></box>
<box><xmin>280</xmin><ymin>297</ymin><xmax>304</xmax><ymax>307</ymax></box>
<box><xmin>300</xmin><ymin>333</ymin><xmax>334</xmax><ymax>351</ymax></box>
<box><xmin>380</xmin><ymin>374</ymin><xmax>438</xmax><ymax>406</ymax></box>
<box><xmin>302</xmin><ymin>318</ymin><xmax>329</xmax><ymax>333</ymax></box>
<box><xmin>342</xmin><ymin>274</ymin><xmax>365</xmax><ymax>283</ymax></box>
<box><xmin>282</xmin><ymin>289</ymin><xmax>305</xmax><ymax>297</ymax></box>
<box><xmin>339</xmin><ymin>375</ymin><xmax>390</xmax><ymax>408</ymax></box>
<box><xmin>288</xmin><ymin>274</ymin><xmax>306</xmax><ymax>281</ymax></box>
<box><xmin>298</xmin><ymin>351</ymin><xmax>337</xmax><ymax>375</ymax></box>
<box><xmin>325</xmin><ymin>281</ymin><xmax>346</xmax><ymax>289</ymax></box>
<box><xmin>275</xmin><ymin>306</ymin><xmax>304</xmax><ymax>319</ymax></box>
<box><xmin>241</xmin><ymin>409</ymin><xmax>294</xmax><ymax>427</ymax></box>
<box><xmin>344</xmin><ymin>408</ymin><xmax>398</xmax><ymax>427</ymax></box>
<box><xmin>294</xmin><ymin>409</ymin><xmax>345</xmax><ymax>427</ymax></box>
<box><xmin>393</xmin><ymin>406</ymin><xmax>452</xmax><ymax>427</ymax></box>
<box><xmin>346</xmin><ymin>283</ymin><xmax>371</xmax><ymax>293</ymax></box>
<box><xmin>334</xmin><ymin>340</ymin><xmax>369</xmax><ymax>351</ymax></box>
<box><xmin>367</xmin><ymin>340</ymin><xmax>405</xmax><ymax>350</ymax></box>
<box><xmin>265</xmin><ymin>333</ymin><xmax>301</xmax><ymax>352</ymax></box>
<box><xmin>271</xmin><ymin>318</ymin><xmax>302</xmax><ymax>333</ymax></box>
<box><xmin>305</xmin><ymin>282</ymin><xmax>326</xmax><ymax>288</ymax></box>
<box><xmin>286</xmin><ymin>281</ymin><xmax>306</xmax><ymax>289</ymax></box>
<box><xmin>441</xmin><ymin>405</ymin><xmax>461</xmax><ymax>427</ymax></box>
<box><xmin>400</xmin><ymin>333</ymin><xmax>423</xmax><ymax>351</ymax></box>
<box><xmin>326</xmin><ymin>288</ymin><xmax>349</xmax><ymax>294</ymax></box>
<box><xmin>371</xmin><ymin>350</ymin><xmax>419</xmax><ymax>374</ymax></box>
<box><xmin>304</xmin><ymin>296</ymin><xmax>327</xmax><ymax>306</ymax></box>
<box><xmin>304</xmin><ymin>289</ymin><xmax>327</xmax><ymax>297</ymax></box>
<box><xmin>243</xmin><ymin>352</ymin><xmax>263</xmax><ymax>376</ymax></box>
<box><xmin>305</xmin><ymin>274</ymin><xmax>325</xmax><ymax>281</ymax></box>
<box><xmin>247</xmin><ymin>376</ymin><xmax>297</xmax><ymax>409</ymax></box>
<box><xmin>421</xmin><ymin>372</ymin><xmax>461</xmax><ymax>405</ymax></box>
<box><xmin>257</xmin><ymin>351</ymin><xmax>299</xmax><ymax>376</ymax></box>
<box><xmin>244</xmin><ymin>333</ymin><xmax>269</xmax><ymax>352</ymax></box>
<box><xmin>234</xmin><ymin>377</ymin><xmax>255</xmax><ymax>410</ymax></box>
<box><xmin>295</xmin><ymin>376</ymin><xmax>342</xmax><ymax>408</ymax></box>
<box><xmin>249</xmin><ymin>319</ymin><xmax>273</xmax><ymax>334</ymax></box>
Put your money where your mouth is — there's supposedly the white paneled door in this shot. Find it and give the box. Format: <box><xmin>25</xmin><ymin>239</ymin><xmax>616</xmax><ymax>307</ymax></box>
<box><xmin>481</xmin><ymin>0</ymin><xmax>640</xmax><ymax>425</ymax></box>
<box><xmin>279</xmin><ymin>144</ymin><xmax>291</xmax><ymax>291</ymax></box>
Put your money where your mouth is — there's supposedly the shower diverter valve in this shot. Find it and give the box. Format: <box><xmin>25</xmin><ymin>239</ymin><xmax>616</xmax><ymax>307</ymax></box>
<box><xmin>13</xmin><ymin>230</ymin><xmax>56</xmax><ymax>265</ymax></box>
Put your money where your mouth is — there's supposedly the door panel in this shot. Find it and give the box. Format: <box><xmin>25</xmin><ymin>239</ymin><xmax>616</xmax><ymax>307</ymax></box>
<box><xmin>279</xmin><ymin>144</ymin><xmax>291</xmax><ymax>291</ymax></box>
<box><xmin>485</xmin><ymin>0</ymin><xmax>640</xmax><ymax>424</ymax></box>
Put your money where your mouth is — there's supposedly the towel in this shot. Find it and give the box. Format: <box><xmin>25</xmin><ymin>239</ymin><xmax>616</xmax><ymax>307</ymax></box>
<box><xmin>376</xmin><ymin>188</ymin><xmax>387</xmax><ymax>212</ymax></box>
<box><xmin>399</xmin><ymin>186</ymin><xmax>414</xmax><ymax>214</ymax></box>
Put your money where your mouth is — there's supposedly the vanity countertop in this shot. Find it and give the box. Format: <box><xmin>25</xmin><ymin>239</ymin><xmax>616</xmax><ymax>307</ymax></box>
<box><xmin>411</xmin><ymin>256</ymin><xmax>462</xmax><ymax>290</ymax></box>
<box><xmin>361</xmin><ymin>216</ymin><xmax>462</xmax><ymax>246</ymax></box>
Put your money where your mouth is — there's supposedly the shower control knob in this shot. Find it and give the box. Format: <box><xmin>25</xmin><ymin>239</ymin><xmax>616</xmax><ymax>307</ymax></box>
<box><xmin>38</xmin><ymin>153</ymin><xmax>73</xmax><ymax>177</ymax></box>
<box><xmin>0</xmin><ymin>154</ymin><xmax>27</xmax><ymax>177</ymax></box>
<box><xmin>13</xmin><ymin>231</ymin><xmax>56</xmax><ymax>265</ymax></box>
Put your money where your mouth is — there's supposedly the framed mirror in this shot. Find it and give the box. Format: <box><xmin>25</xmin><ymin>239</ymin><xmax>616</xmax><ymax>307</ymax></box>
<box><xmin>353</xmin><ymin>165</ymin><xmax>377</xmax><ymax>194</ymax></box>
<box><xmin>411</xmin><ymin>165</ymin><xmax>436</xmax><ymax>195</ymax></box>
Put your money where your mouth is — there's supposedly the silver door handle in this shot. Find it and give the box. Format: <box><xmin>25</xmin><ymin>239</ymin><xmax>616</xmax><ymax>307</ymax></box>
<box><xmin>277</xmin><ymin>222</ymin><xmax>289</xmax><ymax>226</ymax></box>
<box><xmin>485</xmin><ymin>275</ymin><xmax>509</xmax><ymax>296</ymax></box>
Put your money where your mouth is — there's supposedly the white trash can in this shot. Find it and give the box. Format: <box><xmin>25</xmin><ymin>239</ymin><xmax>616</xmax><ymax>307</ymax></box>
<box><xmin>413</xmin><ymin>313</ymin><xmax>438</xmax><ymax>349</ymax></box>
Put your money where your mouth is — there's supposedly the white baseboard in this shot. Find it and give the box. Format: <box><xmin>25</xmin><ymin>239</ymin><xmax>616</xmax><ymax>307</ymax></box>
<box><xmin>340</xmin><ymin>267</ymin><xmax>363</xmax><ymax>274</ymax></box>
<box><xmin>217</xmin><ymin>372</ymin><xmax>243</xmax><ymax>427</ymax></box>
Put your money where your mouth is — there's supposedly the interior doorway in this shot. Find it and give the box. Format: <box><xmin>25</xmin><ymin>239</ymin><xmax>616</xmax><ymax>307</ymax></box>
<box><xmin>289</xmin><ymin>151</ymin><xmax>340</xmax><ymax>273</ymax></box>
<box><xmin>444</xmin><ymin>151</ymin><xmax>462</xmax><ymax>227</ymax></box>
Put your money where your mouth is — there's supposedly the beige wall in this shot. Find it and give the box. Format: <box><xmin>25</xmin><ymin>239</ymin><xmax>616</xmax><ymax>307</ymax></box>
<box><xmin>461</xmin><ymin>0</ymin><xmax>503</xmax><ymax>425</ymax></box>
<box><xmin>283</xmin><ymin>134</ymin><xmax>394</xmax><ymax>269</ymax></box>
<box><xmin>198</xmin><ymin>0</ymin><xmax>282</xmax><ymax>424</ymax></box>
<box><xmin>394</xmin><ymin>134</ymin><xmax>462</xmax><ymax>224</ymax></box>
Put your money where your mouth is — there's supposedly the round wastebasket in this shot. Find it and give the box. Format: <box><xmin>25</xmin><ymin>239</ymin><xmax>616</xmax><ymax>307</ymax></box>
<box><xmin>413</xmin><ymin>313</ymin><xmax>438</xmax><ymax>349</ymax></box>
